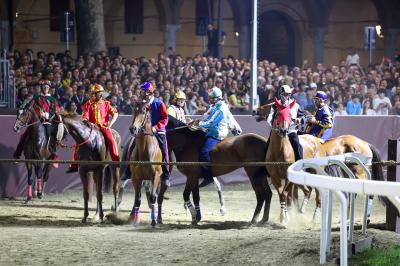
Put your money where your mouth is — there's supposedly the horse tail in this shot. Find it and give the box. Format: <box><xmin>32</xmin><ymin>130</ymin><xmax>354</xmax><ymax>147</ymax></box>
<box><xmin>369</xmin><ymin>144</ymin><xmax>393</xmax><ymax>209</ymax></box>
<box><xmin>369</xmin><ymin>144</ymin><xmax>384</xmax><ymax>182</ymax></box>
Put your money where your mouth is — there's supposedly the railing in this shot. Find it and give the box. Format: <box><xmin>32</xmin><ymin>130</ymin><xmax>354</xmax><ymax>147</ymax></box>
<box><xmin>287</xmin><ymin>153</ymin><xmax>400</xmax><ymax>266</ymax></box>
<box><xmin>0</xmin><ymin>49</ymin><xmax>15</xmax><ymax>108</ymax></box>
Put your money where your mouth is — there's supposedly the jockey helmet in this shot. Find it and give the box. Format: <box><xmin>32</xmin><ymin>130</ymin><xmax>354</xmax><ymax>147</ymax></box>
<box><xmin>209</xmin><ymin>87</ymin><xmax>222</xmax><ymax>99</ymax></box>
<box><xmin>40</xmin><ymin>80</ymin><xmax>51</xmax><ymax>89</ymax></box>
<box><xmin>175</xmin><ymin>90</ymin><xmax>186</xmax><ymax>100</ymax></box>
<box><xmin>140</xmin><ymin>82</ymin><xmax>155</xmax><ymax>94</ymax></box>
<box><xmin>91</xmin><ymin>84</ymin><xmax>104</xmax><ymax>94</ymax></box>
<box><xmin>279</xmin><ymin>85</ymin><xmax>293</xmax><ymax>96</ymax></box>
<box><xmin>314</xmin><ymin>91</ymin><xmax>328</xmax><ymax>101</ymax></box>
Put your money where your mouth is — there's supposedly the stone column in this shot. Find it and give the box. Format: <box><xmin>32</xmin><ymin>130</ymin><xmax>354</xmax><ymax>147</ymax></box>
<box><xmin>384</xmin><ymin>28</ymin><xmax>400</xmax><ymax>60</ymax></box>
<box><xmin>0</xmin><ymin>21</ymin><xmax>10</xmax><ymax>51</ymax></box>
<box><xmin>239</xmin><ymin>25</ymin><xmax>250</xmax><ymax>60</ymax></box>
<box><xmin>310</xmin><ymin>27</ymin><xmax>327</xmax><ymax>66</ymax></box>
<box><xmin>74</xmin><ymin>0</ymin><xmax>106</xmax><ymax>55</ymax></box>
<box><xmin>163</xmin><ymin>24</ymin><xmax>181</xmax><ymax>56</ymax></box>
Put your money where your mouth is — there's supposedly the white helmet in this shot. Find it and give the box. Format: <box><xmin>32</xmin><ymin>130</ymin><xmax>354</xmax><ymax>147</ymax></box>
<box><xmin>209</xmin><ymin>87</ymin><xmax>223</xmax><ymax>99</ymax></box>
<box><xmin>279</xmin><ymin>85</ymin><xmax>293</xmax><ymax>95</ymax></box>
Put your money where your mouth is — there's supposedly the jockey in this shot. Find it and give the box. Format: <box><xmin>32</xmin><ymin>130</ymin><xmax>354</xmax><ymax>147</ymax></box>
<box><xmin>66</xmin><ymin>84</ymin><xmax>119</xmax><ymax>173</ymax></box>
<box><xmin>308</xmin><ymin>91</ymin><xmax>334</xmax><ymax>143</ymax></box>
<box><xmin>141</xmin><ymin>81</ymin><xmax>171</xmax><ymax>187</ymax></box>
<box><xmin>190</xmin><ymin>87</ymin><xmax>235</xmax><ymax>187</ymax></box>
<box><xmin>267</xmin><ymin>85</ymin><xmax>304</xmax><ymax>161</ymax></box>
<box><xmin>14</xmin><ymin>80</ymin><xmax>61</xmax><ymax>165</ymax></box>
<box><xmin>167</xmin><ymin>90</ymin><xmax>188</xmax><ymax>123</ymax></box>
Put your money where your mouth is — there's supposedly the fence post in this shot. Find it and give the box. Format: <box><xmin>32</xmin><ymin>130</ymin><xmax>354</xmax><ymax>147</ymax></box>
<box><xmin>386</xmin><ymin>139</ymin><xmax>400</xmax><ymax>233</ymax></box>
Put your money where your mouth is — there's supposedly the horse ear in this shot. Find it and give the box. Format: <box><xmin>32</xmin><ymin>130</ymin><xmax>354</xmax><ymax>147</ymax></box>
<box><xmin>289</xmin><ymin>99</ymin><xmax>296</xmax><ymax>109</ymax></box>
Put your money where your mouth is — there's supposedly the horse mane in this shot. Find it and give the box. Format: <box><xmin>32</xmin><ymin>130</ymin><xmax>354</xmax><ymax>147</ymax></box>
<box><xmin>167</xmin><ymin>115</ymin><xmax>207</xmax><ymax>138</ymax></box>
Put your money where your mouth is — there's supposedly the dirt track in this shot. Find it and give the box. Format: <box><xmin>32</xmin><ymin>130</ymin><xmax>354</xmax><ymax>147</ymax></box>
<box><xmin>0</xmin><ymin>183</ymin><xmax>399</xmax><ymax>266</ymax></box>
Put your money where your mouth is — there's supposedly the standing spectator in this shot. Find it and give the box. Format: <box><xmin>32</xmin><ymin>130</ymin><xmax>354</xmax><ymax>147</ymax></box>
<box><xmin>346</xmin><ymin>95</ymin><xmax>362</xmax><ymax>115</ymax></box>
<box><xmin>204</xmin><ymin>23</ymin><xmax>225</xmax><ymax>58</ymax></box>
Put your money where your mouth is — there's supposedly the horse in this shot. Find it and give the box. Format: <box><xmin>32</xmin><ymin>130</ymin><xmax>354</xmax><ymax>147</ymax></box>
<box><xmin>13</xmin><ymin>102</ymin><xmax>56</xmax><ymax>202</ymax></box>
<box><xmin>166</xmin><ymin>115</ymin><xmax>272</xmax><ymax>225</ymax></box>
<box><xmin>265</xmin><ymin>99</ymin><xmax>386</xmax><ymax>223</ymax></box>
<box><xmin>128</xmin><ymin>101</ymin><xmax>165</xmax><ymax>226</ymax></box>
<box><xmin>60</xmin><ymin>113</ymin><xmax>121</xmax><ymax>223</ymax></box>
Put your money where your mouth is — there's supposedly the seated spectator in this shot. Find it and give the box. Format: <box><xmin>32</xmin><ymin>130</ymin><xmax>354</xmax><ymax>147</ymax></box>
<box><xmin>188</xmin><ymin>93</ymin><xmax>199</xmax><ymax>115</ymax></box>
<box><xmin>334</xmin><ymin>103</ymin><xmax>347</xmax><ymax>116</ymax></box>
<box><xmin>362</xmin><ymin>99</ymin><xmax>376</xmax><ymax>115</ymax></box>
<box><xmin>391</xmin><ymin>100</ymin><xmax>400</xmax><ymax>115</ymax></box>
<box><xmin>373</xmin><ymin>89</ymin><xmax>392</xmax><ymax>115</ymax></box>
<box><xmin>346</xmin><ymin>95</ymin><xmax>362</xmax><ymax>115</ymax></box>
<box><xmin>71</xmin><ymin>86</ymin><xmax>89</xmax><ymax>114</ymax></box>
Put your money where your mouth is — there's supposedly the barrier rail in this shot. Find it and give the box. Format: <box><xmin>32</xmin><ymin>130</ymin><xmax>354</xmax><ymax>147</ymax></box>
<box><xmin>287</xmin><ymin>153</ymin><xmax>400</xmax><ymax>266</ymax></box>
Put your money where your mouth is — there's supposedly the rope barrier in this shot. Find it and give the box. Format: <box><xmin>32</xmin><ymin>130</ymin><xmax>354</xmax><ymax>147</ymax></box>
<box><xmin>0</xmin><ymin>158</ymin><xmax>289</xmax><ymax>167</ymax></box>
<box><xmin>1</xmin><ymin>158</ymin><xmax>400</xmax><ymax>167</ymax></box>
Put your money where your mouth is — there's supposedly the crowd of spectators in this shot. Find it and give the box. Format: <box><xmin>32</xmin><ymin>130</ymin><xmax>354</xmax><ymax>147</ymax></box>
<box><xmin>6</xmin><ymin>48</ymin><xmax>400</xmax><ymax>117</ymax></box>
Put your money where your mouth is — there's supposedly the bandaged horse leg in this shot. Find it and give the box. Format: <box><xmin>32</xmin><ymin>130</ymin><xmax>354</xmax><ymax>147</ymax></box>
<box><xmin>149</xmin><ymin>184</ymin><xmax>158</xmax><ymax>227</ymax></box>
<box><xmin>183</xmin><ymin>179</ymin><xmax>197</xmax><ymax>224</ymax></box>
<box><xmin>93</xmin><ymin>169</ymin><xmax>104</xmax><ymax>223</ymax></box>
<box><xmin>35</xmin><ymin>165</ymin><xmax>43</xmax><ymax>199</ymax></box>
<box><xmin>131</xmin><ymin>179</ymin><xmax>142</xmax><ymax>226</ymax></box>
<box><xmin>213</xmin><ymin>177</ymin><xmax>226</xmax><ymax>215</ymax></box>
<box><xmin>144</xmin><ymin>180</ymin><xmax>152</xmax><ymax>209</ymax></box>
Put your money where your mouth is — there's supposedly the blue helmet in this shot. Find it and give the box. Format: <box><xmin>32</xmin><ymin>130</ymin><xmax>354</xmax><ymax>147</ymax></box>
<box><xmin>140</xmin><ymin>82</ymin><xmax>155</xmax><ymax>94</ymax></box>
<box><xmin>209</xmin><ymin>87</ymin><xmax>222</xmax><ymax>99</ymax></box>
<box><xmin>314</xmin><ymin>91</ymin><xmax>328</xmax><ymax>101</ymax></box>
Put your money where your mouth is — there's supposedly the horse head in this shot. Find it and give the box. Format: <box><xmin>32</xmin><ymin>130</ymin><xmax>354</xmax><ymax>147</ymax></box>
<box><xmin>129</xmin><ymin>99</ymin><xmax>151</xmax><ymax>135</ymax></box>
<box><xmin>13</xmin><ymin>104</ymin><xmax>37</xmax><ymax>133</ymax></box>
<box><xmin>272</xmin><ymin>98</ymin><xmax>296</xmax><ymax>137</ymax></box>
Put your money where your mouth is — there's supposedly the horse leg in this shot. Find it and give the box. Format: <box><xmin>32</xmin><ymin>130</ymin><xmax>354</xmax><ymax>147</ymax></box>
<box><xmin>183</xmin><ymin>178</ymin><xmax>197</xmax><ymax>224</ymax></box>
<box><xmin>131</xmin><ymin>179</ymin><xmax>142</xmax><ymax>226</ymax></box>
<box><xmin>111</xmin><ymin>166</ymin><xmax>120</xmax><ymax>212</ymax></box>
<box><xmin>246</xmin><ymin>167</ymin><xmax>267</xmax><ymax>224</ymax></box>
<box><xmin>94</xmin><ymin>169</ymin><xmax>104</xmax><ymax>223</ymax></box>
<box><xmin>298</xmin><ymin>185</ymin><xmax>312</xmax><ymax>214</ymax></box>
<box><xmin>279</xmin><ymin>183</ymin><xmax>290</xmax><ymax>224</ymax></box>
<box><xmin>192</xmin><ymin>183</ymin><xmax>202</xmax><ymax>224</ymax></box>
<box><xmin>157</xmin><ymin>178</ymin><xmax>168</xmax><ymax>224</ymax></box>
<box><xmin>150</xmin><ymin>175</ymin><xmax>161</xmax><ymax>227</ymax></box>
<box><xmin>35</xmin><ymin>165</ymin><xmax>43</xmax><ymax>199</ymax></box>
<box><xmin>80</xmin><ymin>169</ymin><xmax>89</xmax><ymax>223</ymax></box>
<box><xmin>144</xmin><ymin>180</ymin><xmax>152</xmax><ymax>209</ymax></box>
<box><xmin>26</xmin><ymin>163</ymin><xmax>33</xmax><ymax>203</ymax></box>
<box><xmin>261</xmin><ymin>182</ymin><xmax>273</xmax><ymax>224</ymax></box>
<box><xmin>213</xmin><ymin>177</ymin><xmax>226</xmax><ymax>215</ymax></box>
<box><xmin>312</xmin><ymin>188</ymin><xmax>321</xmax><ymax>223</ymax></box>
<box><xmin>42</xmin><ymin>163</ymin><xmax>51</xmax><ymax>196</ymax></box>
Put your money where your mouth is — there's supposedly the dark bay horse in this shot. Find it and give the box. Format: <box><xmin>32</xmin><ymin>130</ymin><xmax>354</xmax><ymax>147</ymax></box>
<box><xmin>128</xmin><ymin>102</ymin><xmax>165</xmax><ymax>226</ymax></box>
<box><xmin>166</xmin><ymin>115</ymin><xmax>272</xmax><ymax>225</ymax></box>
<box><xmin>13</xmin><ymin>103</ymin><xmax>55</xmax><ymax>202</ymax></box>
<box><xmin>265</xmin><ymin>99</ymin><xmax>386</xmax><ymax>223</ymax></box>
<box><xmin>60</xmin><ymin>113</ymin><xmax>121</xmax><ymax>223</ymax></box>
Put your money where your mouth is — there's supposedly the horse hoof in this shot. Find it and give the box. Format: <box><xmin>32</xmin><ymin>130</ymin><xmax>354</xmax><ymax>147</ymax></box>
<box><xmin>37</xmin><ymin>192</ymin><xmax>43</xmax><ymax>199</ymax></box>
<box><xmin>191</xmin><ymin>220</ymin><xmax>198</xmax><ymax>225</ymax></box>
<box><xmin>220</xmin><ymin>206</ymin><xmax>227</xmax><ymax>216</ymax></box>
<box><xmin>151</xmin><ymin>220</ymin><xmax>156</xmax><ymax>227</ymax></box>
<box><xmin>81</xmin><ymin>218</ymin><xmax>87</xmax><ymax>223</ymax></box>
<box><xmin>157</xmin><ymin>217</ymin><xmax>163</xmax><ymax>224</ymax></box>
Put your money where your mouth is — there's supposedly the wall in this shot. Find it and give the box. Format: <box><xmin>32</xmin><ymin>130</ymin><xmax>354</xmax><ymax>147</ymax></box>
<box><xmin>1</xmin><ymin>115</ymin><xmax>399</xmax><ymax>198</ymax></box>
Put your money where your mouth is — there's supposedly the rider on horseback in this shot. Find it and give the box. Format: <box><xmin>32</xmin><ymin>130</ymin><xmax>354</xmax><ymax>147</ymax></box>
<box><xmin>14</xmin><ymin>80</ymin><xmax>61</xmax><ymax>165</ymax></box>
<box><xmin>167</xmin><ymin>91</ymin><xmax>189</xmax><ymax>123</ymax></box>
<box><xmin>141</xmin><ymin>81</ymin><xmax>171</xmax><ymax>187</ymax></box>
<box><xmin>307</xmin><ymin>91</ymin><xmax>335</xmax><ymax>143</ymax></box>
<box><xmin>267</xmin><ymin>85</ymin><xmax>304</xmax><ymax>161</ymax></box>
<box><xmin>66</xmin><ymin>84</ymin><xmax>120</xmax><ymax>173</ymax></box>
<box><xmin>190</xmin><ymin>86</ymin><xmax>241</xmax><ymax>187</ymax></box>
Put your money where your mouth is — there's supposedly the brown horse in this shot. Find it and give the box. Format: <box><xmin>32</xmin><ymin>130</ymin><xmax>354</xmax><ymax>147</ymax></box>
<box><xmin>60</xmin><ymin>113</ymin><xmax>121</xmax><ymax>223</ymax></box>
<box><xmin>166</xmin><ymin>115</ymin><xmax>272</xmax><ymax>225</ymax></box>
<box><xmin>128</xmin><ymin>101</ymin><xmax>165</xmax><ymax>226</ymax></box>
<box><xmin>265</xmin><ymin>99</ymin><xmax>386</xmax><ymax>222</ymax></box>
<box><xmin>13</xmin><ymin>102</ymin><xmax>55</xmax><ymax>202</ymax></box>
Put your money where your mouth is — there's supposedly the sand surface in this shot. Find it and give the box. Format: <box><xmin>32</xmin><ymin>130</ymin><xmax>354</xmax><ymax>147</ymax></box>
<box><xmin>0</xmin><ymin>183</ymin><xmax>399</xmax><ymax>266</ymax></box>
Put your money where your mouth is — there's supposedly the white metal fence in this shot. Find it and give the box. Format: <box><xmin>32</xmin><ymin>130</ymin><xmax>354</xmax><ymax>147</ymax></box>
<box><xmin>287</xmin><ymin>153</ymin><xmax>400</xmax><ymax>266</ymax></box>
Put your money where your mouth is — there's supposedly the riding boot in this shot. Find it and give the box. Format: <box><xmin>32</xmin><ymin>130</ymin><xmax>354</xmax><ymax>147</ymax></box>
<box><xmin>288</xmin><ymin>132</ymin><xmax>303</xmax><ymax>161</ymax></box>
<box><xmin>199</xmin><ymin>166</ymin><xmax>214</xmax><ymax>188</ymax></box>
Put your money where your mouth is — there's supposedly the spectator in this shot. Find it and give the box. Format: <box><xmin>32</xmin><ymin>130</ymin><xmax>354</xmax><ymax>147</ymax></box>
<box><xmin>334</xmin><ymin>103</ymin><xmax>347</xmax><ymax>116</ymax></box>
<box><xmin>373</xmin><ymin>89</ymin><xmax>392</xmax><ymax>115</ymax></box>
<box><xmin>346</xmin><ymin>95</ymin><xmax>362</xmax><ymax>115</ymax></box>
<box><xmin>71</xmin><ymin>86</ymin><xmax>89</xmax><ymax>114</ymax></box>
<box><xmin>362</xmin><ymin>99</ymin><xmax>376</xmax><ymax>115</ymax></box>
